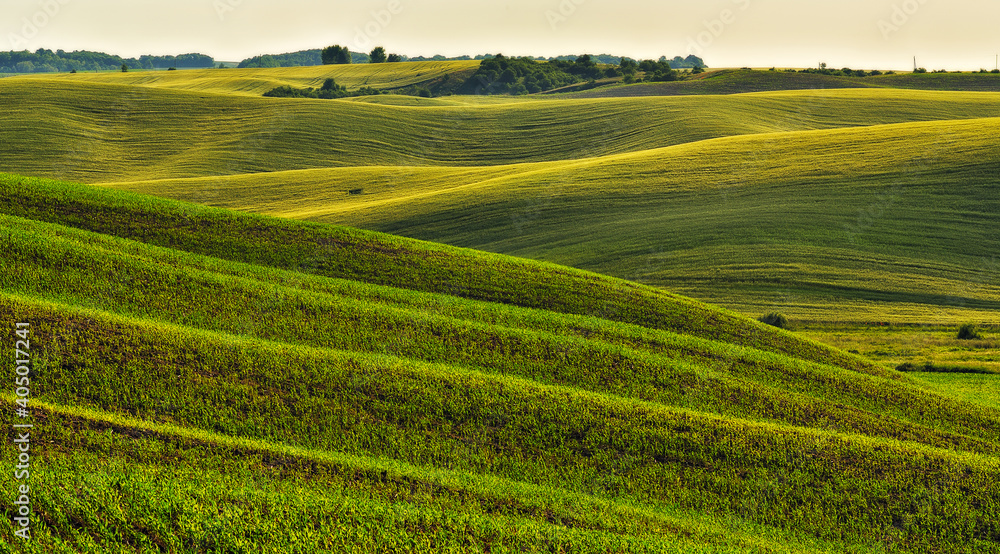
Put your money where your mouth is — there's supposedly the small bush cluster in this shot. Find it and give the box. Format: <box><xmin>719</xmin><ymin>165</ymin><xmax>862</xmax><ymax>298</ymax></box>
<box><xmin>957</xmin><ymin>323</ymin><xmax>983</xmax><ymax>340</ymax></box>
<box><xmin>758</xmin><ymin>312</ymin><xmax>790</xmax><ymax>329</ymax></box>
<box><xmin>798</xmin><ymin>66</ymin><xmax>880</xmax><ymax>77</ymax></box>
<box><xmin>263</xmin><ymin>78</ymin><xmax>382</xmax><ymax>100</ymax></box>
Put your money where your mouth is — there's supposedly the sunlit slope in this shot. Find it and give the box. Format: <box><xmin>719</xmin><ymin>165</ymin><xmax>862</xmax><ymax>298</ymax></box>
<box><xmin>2</xmin><ymin>177</ymin><xmax>1000</xmax><ymax>551</ymax></box>
<box><xmin>12</xmin><ymin>60</ymin><xmax>480</xmax><ymax>96</ymax></box>
<box><xmin>9</xmin><ymin>208</ymin><xmax>1000</xmax><ymax>450</ymax></box>
<box><xmin>0</xmin><ymin>173</ymin><xmax>877</xmax><ymax>371</ymax></box>
<box><xmin>4</xmin><ymin>78</ymin><xmax>1000</xmax><ymax>182</ymax></box>
<box><xmin>104</xmin><ymin>117</ymin><xmax>1000</xmax><ymax>322</ymax></box>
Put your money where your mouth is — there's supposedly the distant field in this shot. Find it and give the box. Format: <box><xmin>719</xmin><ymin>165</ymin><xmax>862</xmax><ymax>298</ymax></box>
<box><xmin>910</xmin><ymin>372</ymin><xmax>1000</xmax><ymax>411</ymax></box>
<box><xmin>4</xmin><ymin>78</ymin><xmax>1000</xmax><ymax>181</ymax></box>
<box><xmin>571</xmin><ymin>68</ymin><xmax>1000</xmax><ymax>98</ymax></box>
<box><xmin>94</xmin><ymin>116</ymin><xmax>1000</xmax><ymax>323</ymax></box>
<box><xmin>15</xmin><ymin>60</ymin><xmax>480</xmax><ymax>96</ymax></box>
<box><xmin>2</xmin><ymin>68</ymin><xmax>998</xmax><ymax>320</ymax></box>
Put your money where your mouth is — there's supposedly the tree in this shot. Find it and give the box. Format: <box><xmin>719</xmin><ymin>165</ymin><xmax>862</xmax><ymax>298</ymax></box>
<box><xmin>121</xmin><ymin>63</ymin><xmax>128</xmax><ymax>72</ymax></box>
<box><xmin>321</xmin><ymin>45</ymin><xmax>352</xmax><ymax>65</ymax></box>
<box><xmin>369</xmin><ymin>46</ymin><xmax>387</xmax><ymax>64</ymax></box>
<box><xmin>387</xmin><ymin>53</ymin><xmax>402</xmax><ymax>63</ymax></box>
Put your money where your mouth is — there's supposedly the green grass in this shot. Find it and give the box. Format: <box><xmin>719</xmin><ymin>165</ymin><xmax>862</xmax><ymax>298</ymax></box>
<box><xmin>6</xmin><ymin>70</ymin><xmax>999</xmax><ymax>321</ymax></box>
<box><xmin>0</xmin><ymin>398</ymin><xmax>868</xmax><ymax>554</ymax></box>
<box><xmin>5</xmin><ymin>78</ymin><xmax>1000</xmax><ymax>183</ymax></box>
<box><xmin>908</xmin><ymin>373</ymin><xmax>1000</xmax><ymax>411</ymax></box>
<box><xmin>3</xmin><ymin>174</ymin><xmax>1000</xmax><ymax>551</ymax></box>
<box><xmin>86</xmin><ymin>115</ymin><xmax>1000</xmax><ymax>323</ymax></box>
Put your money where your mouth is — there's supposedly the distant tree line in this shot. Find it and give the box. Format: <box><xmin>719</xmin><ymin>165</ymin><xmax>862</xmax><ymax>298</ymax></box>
<box><xmin>239</xmin><ymin>49</ymin><xmax>369</xmax><ymax>68</ymax></box>
<box><xmin>239</xmin><ymin>50</ymin><xmax>323</xmax><ymax>68</ymax></box>
<box><xmin>456</xmin><ymin>54</ymin><xmax>703</xmax><ymax>95</ymax></box>
<box><xmin>0</xmin><ymin>49</ymin><xmax>214</xmax><ymax>73</ymax></box>
<box><xmin>796</xmin><ymin>64</ymin><xmax>886</xmax><ymax>78</ymax></box>
<box><xmin>235</xmin><ymin>48</ymin><xmax>705</xmax><ymax>70</ymax></box>
<box><xmin>263</xmin><ymin>78</ymin><xmax>383</xmax><ymax>99</ymax></box>
<box><xmin>549</xmin><ymin>54</ymin><xmax>705</xmax><ymax>68</ymax></box>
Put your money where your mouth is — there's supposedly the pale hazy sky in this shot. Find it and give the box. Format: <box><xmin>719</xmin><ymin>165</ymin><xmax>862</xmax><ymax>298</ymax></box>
<box><xmin>4</xmin><ymin>0</ymin><xmax>999</xmax><ymax>70</ymax></box>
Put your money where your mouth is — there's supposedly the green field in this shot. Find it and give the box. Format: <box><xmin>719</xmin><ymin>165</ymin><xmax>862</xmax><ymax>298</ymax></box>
<box><xmin>1</xmin><ymin>64</ymin><xmax>999</xmax><ymax>551</ymax></box>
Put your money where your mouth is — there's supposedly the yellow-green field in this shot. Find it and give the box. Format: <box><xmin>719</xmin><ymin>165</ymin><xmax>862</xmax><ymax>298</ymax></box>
<box><xmin>89</xmin><ymin>114</ymin><xmax>1000</xmax><ymax>324</ymax></box>
<box><xmin>11</xmin><ymin>60</ymin><xmax>480</xmax><ymax>96</ymax></box>
<box><xmin>1</xmin><ymin>64</ymin><xmax>999</xmax><ymax>552</ymax></box>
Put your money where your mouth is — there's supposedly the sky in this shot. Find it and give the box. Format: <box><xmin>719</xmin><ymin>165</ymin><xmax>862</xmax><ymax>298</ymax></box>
<box><xmin>4</xmin><ymin>0</ymin><xmax>1000</xmax><ymax>70</ymax></box>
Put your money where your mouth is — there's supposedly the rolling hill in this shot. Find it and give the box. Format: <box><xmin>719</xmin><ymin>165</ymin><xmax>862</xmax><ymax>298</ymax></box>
<box><xmin>81</xmin><ymin>111</ymin><xmax>1000</xmax><ymax>322</ymax></box>
<box><xmin>2</xmin><ymin>68</ymin><xmax>999</xmax><ymax>319</ymax></box>
<box><xmin>570</xmin><ymin>68</ymin><xmax>1000</xmax><ymax>98</ymax></box>
<box><xmin>17</xmin><ymin>61</ymin><xmax>481</xmax><ymax>97</ymax></box>
<box><xmin>2</xmin><ymin>173</ymin><xmax>1000</xmax><ymax>552</ymax></box>
<box><xmin>3</xmin><ymin>77</ymin><xmax>1000</xmax><ymax>183</ymax></box>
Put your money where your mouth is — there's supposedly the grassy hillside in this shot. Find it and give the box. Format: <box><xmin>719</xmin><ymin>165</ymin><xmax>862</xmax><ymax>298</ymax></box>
<box><xmin>16</xmin><ymin>61</ymin><xmax>480</xmax><ymax>96</ymax></box>
<box><xmin>2</xmin><ymin>174</ymin><xmax>1000</xmax><ymax>552</ymax></box>
<box><xmin>4</xmin><ymin>68</ymin><xmax>998</xmax><ymax>321</ymax></box>
<box><xmin>571</xmin><ymin>69</ymin><xmax>880</xmax><ymax>97</ymax></box>
<box><xmin>95</xmin><ymin>116</ymin><xmax>1000</xmax><ymax>322</ymax></box>
<box><xmin>3</xmin><ymin>77</ymin><xmax>1000</xmax><ymax>182</ymax></box>
<box><xmin>571</xmin><ymin>68</ymin><xmax>1000</xmax><ymax>98</ymax></box>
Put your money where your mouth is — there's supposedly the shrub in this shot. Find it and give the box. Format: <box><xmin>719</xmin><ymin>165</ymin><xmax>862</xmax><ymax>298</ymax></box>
<box><xmin>957</xmin><ymin>324</ymin><xmax>983</xmax><ymax>340</ymax></box>
<box><xmin>992</xmin><ymin>69</ymin><xmax>1000</xmax><ymax>74</ymax></box>
<box><xmin>758</xmin><ymin>313</ymin><xmax>789</xmax><ymax>329</ymax></box>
